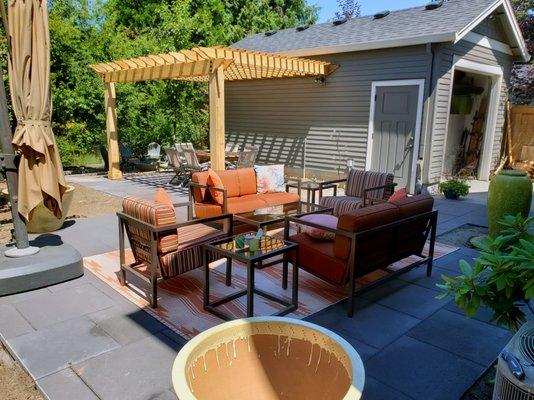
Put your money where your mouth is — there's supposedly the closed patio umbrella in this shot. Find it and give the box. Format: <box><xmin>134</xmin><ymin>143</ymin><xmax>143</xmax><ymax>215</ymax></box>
<box><xmin>7</xmin><ymin>0</ymin><xmax>66</xmax><ymax>221</ymax></box>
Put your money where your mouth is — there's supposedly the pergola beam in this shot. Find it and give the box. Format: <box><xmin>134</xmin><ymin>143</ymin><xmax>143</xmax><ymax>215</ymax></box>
<box><xmin>104</xmin><ymin>82</ymin><xmax>122</xmax><ymax>180</ymax></box>
<box><xmin>208</xmin><ymin>64</ymin><xmax>225</xmax><ymax>170</ymax></box>
<box><xmin>90</xmin><ymin>46</ymin><xmax>336</xmax><ymax>177</ymax></box>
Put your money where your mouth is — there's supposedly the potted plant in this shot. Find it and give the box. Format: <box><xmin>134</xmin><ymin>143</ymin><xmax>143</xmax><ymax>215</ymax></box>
<box><xmin>438</xmin><ymin>178</ymin><xmax>469</xmax><ymax>200</ymax></box>
<box><xmin>437</xmin><ymin>214</ymin><xmax>534</xmax><ymax>331</ymax></box>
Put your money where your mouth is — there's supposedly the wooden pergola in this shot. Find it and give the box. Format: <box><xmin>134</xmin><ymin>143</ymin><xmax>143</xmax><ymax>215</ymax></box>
<box><xmin>90</xmin><ymin>46</ymin><xmax>336</xmax><ymax>179</ymax></box>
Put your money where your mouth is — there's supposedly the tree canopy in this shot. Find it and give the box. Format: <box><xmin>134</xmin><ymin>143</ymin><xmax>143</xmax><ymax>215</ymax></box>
<box><xmin>46</xmin><ymin>0</ymin><xmax>318</xmax><ymax>163</ymax></box>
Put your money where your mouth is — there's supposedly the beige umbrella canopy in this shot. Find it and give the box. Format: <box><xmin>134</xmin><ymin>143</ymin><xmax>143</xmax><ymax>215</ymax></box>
<box><xmin>7</xmin><ymin>0</ymin><xmax>67</xmax><ymax>221</ymax></box>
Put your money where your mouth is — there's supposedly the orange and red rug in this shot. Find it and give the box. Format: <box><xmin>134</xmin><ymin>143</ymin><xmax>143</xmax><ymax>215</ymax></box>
<box><xmin>84</xmin><ymin>241</ymin><xmax>457</xmax><ymax>341</ymax></box>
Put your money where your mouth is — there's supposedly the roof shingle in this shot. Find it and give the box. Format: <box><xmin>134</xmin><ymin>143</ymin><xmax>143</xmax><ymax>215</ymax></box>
<box><xmin>232</xmin><ymin>0</ymin><xmax>498</xmax><ymax>54</ymax></box>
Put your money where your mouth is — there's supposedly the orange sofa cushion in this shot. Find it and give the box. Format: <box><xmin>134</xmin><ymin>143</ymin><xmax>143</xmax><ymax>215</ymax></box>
<box><xmin>226</xmin><ymin>194</ymin><xmax>269</xmax><ymax>214</ymax></box>
<box><xmin>288</xmin><ymin>232</ymin><xmax>348</xmax><ymax>284</ymax></box>
<box><xmin>191</xmin><ymin>171</ymin><xmax>211</xmax><ymax>202</ymax></box>
<box><xmin>260</xmin><ymin>192</ymin><xmax>300</xmax><ymax>206</ymax></box>
<box><xmin>194</xmin><ymin>202</ymin><xmax>223</xmax><ymax>218</ymax></box>
<box><xmin>192</xmin><ymin>168</ymin><xmax>257</xmax><ymax>201</ymax></box>
<box><xmin>207</xmin><ymin>169</ymin><xmax>225</xmax><ymax>205</ymax></box>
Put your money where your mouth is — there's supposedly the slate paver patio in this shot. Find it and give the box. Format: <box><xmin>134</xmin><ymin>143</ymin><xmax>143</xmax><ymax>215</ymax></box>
<box><xmin>0</xmin><ymin>175</ymin><xmax>528</xmax><ymax>400</ymax></box>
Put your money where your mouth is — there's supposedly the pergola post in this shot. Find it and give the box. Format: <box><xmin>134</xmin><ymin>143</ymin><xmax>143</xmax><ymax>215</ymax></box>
<box><xmin>208</xmin><ymin>64</ymin><xmax>225</xmax><ymax>171</ymax></box>
<box><xmin>104</xmin><ymin>82</ymin><xmax>122</xmax><ymax>180</ymax></box>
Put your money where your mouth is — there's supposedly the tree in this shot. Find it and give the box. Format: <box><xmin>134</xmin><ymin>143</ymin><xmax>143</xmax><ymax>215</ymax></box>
<box><xmin>334</xmin><ymin>0</ymin><xmax>361</xmax><ymax>20</ymax></box>
<box><xmin>510</xmin><ymin>0</ymin><xmax>533</xmax><ymax>105</ymax></box>
<box><xmin>43</xmin><ymin>0</ymin><xmax>319</xmax><ymax>164</ymax></box>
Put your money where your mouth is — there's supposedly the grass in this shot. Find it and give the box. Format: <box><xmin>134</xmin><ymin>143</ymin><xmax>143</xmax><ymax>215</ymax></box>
<box><xmin>62</xmin><ymin>152</ymin><xmax>104</xmax><ymax>169</ymax></box>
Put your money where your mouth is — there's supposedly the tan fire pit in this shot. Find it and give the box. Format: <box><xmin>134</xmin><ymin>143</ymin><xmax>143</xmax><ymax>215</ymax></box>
<box><xmin>172</xmin><ymin>317</ymin><xmax>365</xmax><ymax>400</ymax></box>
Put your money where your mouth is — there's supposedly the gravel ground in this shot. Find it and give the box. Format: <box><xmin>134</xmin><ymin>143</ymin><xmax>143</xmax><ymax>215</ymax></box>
<box><xmin>0</xmin><ymin>343</ymin><xmax>43</xmax><ymax>400</ymax></box>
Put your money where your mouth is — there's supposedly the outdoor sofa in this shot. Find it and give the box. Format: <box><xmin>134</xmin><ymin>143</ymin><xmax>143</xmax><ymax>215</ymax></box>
<box><xmin>284</xmin><ymin>194</ymin><xmax>437</xmax><ymax>317</ymax></box>
<box><xmin>319</xmin><ymin>169</ymin><xmax>396</xmax><ymax>216</ymax></box>
<box><xmin>189</xmin><ymin>167</ymin><xmax>300</xmax><ymax>218</ymax></box>
<box><xmin>117</xmin><ymin>195</ymin><xmax>232</xmax><ymax>307</ymax></box>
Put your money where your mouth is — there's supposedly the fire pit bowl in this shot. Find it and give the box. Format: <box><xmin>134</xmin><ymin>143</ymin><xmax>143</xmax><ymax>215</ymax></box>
<box><xmin>172</xmin><ymin>317</ymin><xmax>365</xmax><ymax>400</ymax></box>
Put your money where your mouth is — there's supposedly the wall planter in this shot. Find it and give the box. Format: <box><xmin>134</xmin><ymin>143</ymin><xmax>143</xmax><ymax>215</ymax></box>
<box><xmin>488</xmin><ymin>170</ymin><xmax>532</xmax><ymax>237</ymax></box>
<box><xmin>172</xmin><ymin>317</ymin><xmax>365</xmax><ymax>400</ymax></box>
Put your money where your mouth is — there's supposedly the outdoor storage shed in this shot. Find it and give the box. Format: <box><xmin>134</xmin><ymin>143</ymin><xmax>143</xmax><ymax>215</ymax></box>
<box><xmin>226</xmin><ymin>0</ymin><xmax>530</xmax><ymax>192</ymax></box>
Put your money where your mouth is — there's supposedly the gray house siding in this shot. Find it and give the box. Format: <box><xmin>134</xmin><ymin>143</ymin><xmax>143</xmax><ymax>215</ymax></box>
<box><xmin>226</xmin><ymin>46</ymin><xmax>430</xmax><ymax>178</ymax></box>
<box><xmin>427</xmin><ymin>39</ymin><xmax>513</xmax><ymax>182</ymax></box>
<box><xmin>472</xmin><ymin>17</ymin><xmax>508</xmax><ymax>42</ymax></box>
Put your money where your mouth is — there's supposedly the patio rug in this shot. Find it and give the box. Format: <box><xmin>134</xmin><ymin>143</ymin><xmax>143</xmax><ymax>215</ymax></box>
<box><xmin>84</xmin><ymin>241</ymin><xmax>457</xmax><ymax>341</ymax></box>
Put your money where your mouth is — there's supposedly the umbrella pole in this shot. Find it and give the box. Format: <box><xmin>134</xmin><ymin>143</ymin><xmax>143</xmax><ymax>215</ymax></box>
<box><xmin>0</xmin><ymin>65</ymin><xmax>39</xmax><ymax>257</ymax></box>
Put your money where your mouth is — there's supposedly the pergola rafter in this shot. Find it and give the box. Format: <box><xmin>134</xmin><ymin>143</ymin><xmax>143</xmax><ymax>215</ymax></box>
<box><xmin>90</xmin><ymin>46</ymin><xmax>336</xmax><ymax>177</ymax></box>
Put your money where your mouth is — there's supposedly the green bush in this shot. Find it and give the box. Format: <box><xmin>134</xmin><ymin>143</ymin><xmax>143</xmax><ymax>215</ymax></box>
<box><xmin>438</xmin><ymin>179</ymin><xmax>470</xmax><ymax>198</ymax></box>
<box><xmin>437</xmin><ymin>214</ymin><xmax>534</xmax><ymax>331</ymax></box>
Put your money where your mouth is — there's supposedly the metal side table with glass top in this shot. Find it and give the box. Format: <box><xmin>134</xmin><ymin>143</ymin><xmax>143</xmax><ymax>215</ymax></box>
<box><xmin>285</xmin><ymin>180</ymin><xmax>338</xmax><ymax>204</ymax></box>
<box><xmin>202</xmin><ymin>235</ymin><xmax>299</xmax><ymax>320</ymax></box>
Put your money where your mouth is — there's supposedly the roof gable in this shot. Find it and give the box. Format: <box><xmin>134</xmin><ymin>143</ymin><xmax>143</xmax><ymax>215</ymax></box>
<box><xmin>232</xmin><ymin>0</ymin><xmax>529</xmax><ymax>62</ymax></box>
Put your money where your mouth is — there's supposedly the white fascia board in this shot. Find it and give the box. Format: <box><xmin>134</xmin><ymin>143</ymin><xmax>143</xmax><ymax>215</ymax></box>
<box><xmin>455</xmin><ymin>0</ymin><xmax>530</xmax><ymax>62</ymax></box>
<box><xmin>275</xmin><ymin>32</ymin><xmax>456</xmax><ymax>57</ymax></box>
<box><xmin>463</xmin><ymin>31</ymin><xmax>513</xmax><ymax>55</ymax></box>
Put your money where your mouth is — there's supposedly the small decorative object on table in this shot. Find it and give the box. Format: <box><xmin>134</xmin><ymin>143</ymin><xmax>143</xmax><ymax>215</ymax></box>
<box><xmin>247</xmin><ymin>229</ymin><xmax>263</xmax><ymax>252</ymax></box>
<box><xmin>234</xmin><ymin>234</ymin><xmax>246</xmax><ymax>249</ymax></box>
<box><xmin>438</xmin><ymin>178</ymin><xmax>469</xmax><ymax>200</ymax></box>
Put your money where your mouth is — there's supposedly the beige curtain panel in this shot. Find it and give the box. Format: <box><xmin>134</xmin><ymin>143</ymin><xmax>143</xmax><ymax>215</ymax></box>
<box><xmin>8</xmin><ymin>0</ymin><xmax>66</xmax><ymax>221</ymax></box>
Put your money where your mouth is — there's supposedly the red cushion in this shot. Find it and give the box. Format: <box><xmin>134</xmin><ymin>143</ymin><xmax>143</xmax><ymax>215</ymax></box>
<box><xmin>388</xmin><ymin>188</ymin><xmax>408</xmax><ymax>202</ymax></box>
<box><xmin>288</xmin><ymin>232</ymin><xmax>348</xmax><ymax>284</ymax></box>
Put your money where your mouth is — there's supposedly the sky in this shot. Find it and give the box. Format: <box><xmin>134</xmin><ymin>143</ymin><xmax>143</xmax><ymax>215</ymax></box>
<box><xmin>314</xmin><ymin>0</ymin><xmax>429</xmax><ymax>22</ymax></box>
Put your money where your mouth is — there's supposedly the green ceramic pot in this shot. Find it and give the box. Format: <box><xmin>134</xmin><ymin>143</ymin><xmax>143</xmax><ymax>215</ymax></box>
<box><xmin>487</xmin><ymin>170</ymin><xmax>533</xmax><ymax>237</ymax></box>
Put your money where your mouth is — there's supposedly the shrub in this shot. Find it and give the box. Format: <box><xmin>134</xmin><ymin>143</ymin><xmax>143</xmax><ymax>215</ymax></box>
<box><xmin>438</xmin><ymin>179</ymin><xmax>470</xmax><ymax>198</ymax></box>
<box><xmin>437</xmin><ymin>214</ymin><xmax>534</xmax><ymax>331</ymax></box>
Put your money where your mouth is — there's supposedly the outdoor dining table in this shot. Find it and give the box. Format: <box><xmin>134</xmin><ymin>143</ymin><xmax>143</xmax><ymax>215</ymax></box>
<box><xmin>196</xmin><ymin>149</ymin><xmax>239</xmax><ymax>162</ymax></box>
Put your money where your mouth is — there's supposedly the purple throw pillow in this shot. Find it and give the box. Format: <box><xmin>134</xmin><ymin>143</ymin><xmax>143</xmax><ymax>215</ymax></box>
<box><xmin>299</xmin><ymin>214</ymin><xmax>338</xmax><ymax>241</ymax></box>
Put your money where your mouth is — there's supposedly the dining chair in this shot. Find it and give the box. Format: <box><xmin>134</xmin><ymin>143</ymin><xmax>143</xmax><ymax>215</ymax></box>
<box><xmin>233</xmin><ymin>146</ymin><xmax>259</xmax><ymax>169</ymax></box>
<box><xmin>225</xmin><ymin>142</ymin><xmax>239</xmax><ymax>152</ymax></box>
<box><xmin>164</xmin><ymin>147</ymin><xmax>187</xmax><ymax>185</ymax></box>
<box><xmin>178</xmin><ymin>144</ymin><xmax>209</xmax><ymax>185</ymax></box>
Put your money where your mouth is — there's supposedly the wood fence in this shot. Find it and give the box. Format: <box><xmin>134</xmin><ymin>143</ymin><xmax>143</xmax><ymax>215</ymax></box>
<box><xmin>510</xmin><ymin>105</ymin><xmax>534</xmax><ymax>162</ymax></box>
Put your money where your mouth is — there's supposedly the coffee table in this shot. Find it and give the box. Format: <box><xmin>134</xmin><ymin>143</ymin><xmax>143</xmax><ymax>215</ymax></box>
<box><xmin>234</xmin><ymin>201</ymin><xmax>333</xmax><ymax>233</ymax></box>
<box><xmin>202</xmin><ymin>235</ymin><xmax>299</xmax><ymax>320</ymax></box>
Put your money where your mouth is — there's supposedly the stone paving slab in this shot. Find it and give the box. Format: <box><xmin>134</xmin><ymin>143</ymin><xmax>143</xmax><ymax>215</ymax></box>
<box><xmin>397</xmin><ymin>265</ymin><xmax>452</xmax><ymax>292</ymax></box>
<box><xmin>36</xmin><ymin>368</ymin><xmax>99</xmax><ymax>400</ymax></box>
<box><xmin>7</xmin><ymin>316</ymin><xmax>120</xmax><ymax>379</ymax></box>
<box><xmin>363</xmin><ymin>377</ymin><xmax>414</xmax><ymax>400</ymax></box>
<box><xmin>0</xmin><ymin>304</ymin><xmax>35</xmax><ymax>340</ymax></box>
<box><xmin>73</xmin><ymin>332</ymin><xmax>181</xmax><ymax>400</ymax></box>
<box><xmin>87</xmin><ymin>302</ymin><xmax>168</xmax><ymax>346</ymax></box>
<box><xmin>13</xmin><ymin>283</ymin><xmax>115</xmax><ymax>329</ymax></box>
<box><xmin>316</xmin><ymin>299</ymin><xmax>422</xmax><ymax>349</ymax></box>
<box><xmin>359</xmin><ymin>279</ymin><xmax>449</xmax><ymax>320</ymax></box>
<box><xmin>365</xmin><ymin>336</ymin><xmax>485</xmax><ymax>400</ymax></box>
<box><xmin>407</xmin><ymin>309</ymin><xmax>512</xmax><ymax>366</ymax></box>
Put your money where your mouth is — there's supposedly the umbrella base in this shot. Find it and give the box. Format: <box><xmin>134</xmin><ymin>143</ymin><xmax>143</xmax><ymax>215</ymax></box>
<box><xmin>0</xmin><ymin>240</ymin><xmax>83</xmax><ymax>296</ymax></box>
<box><xmin>4</xmin><ymin>246</ymin><xmax>40</xmax><ymax>258</ymax></box>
